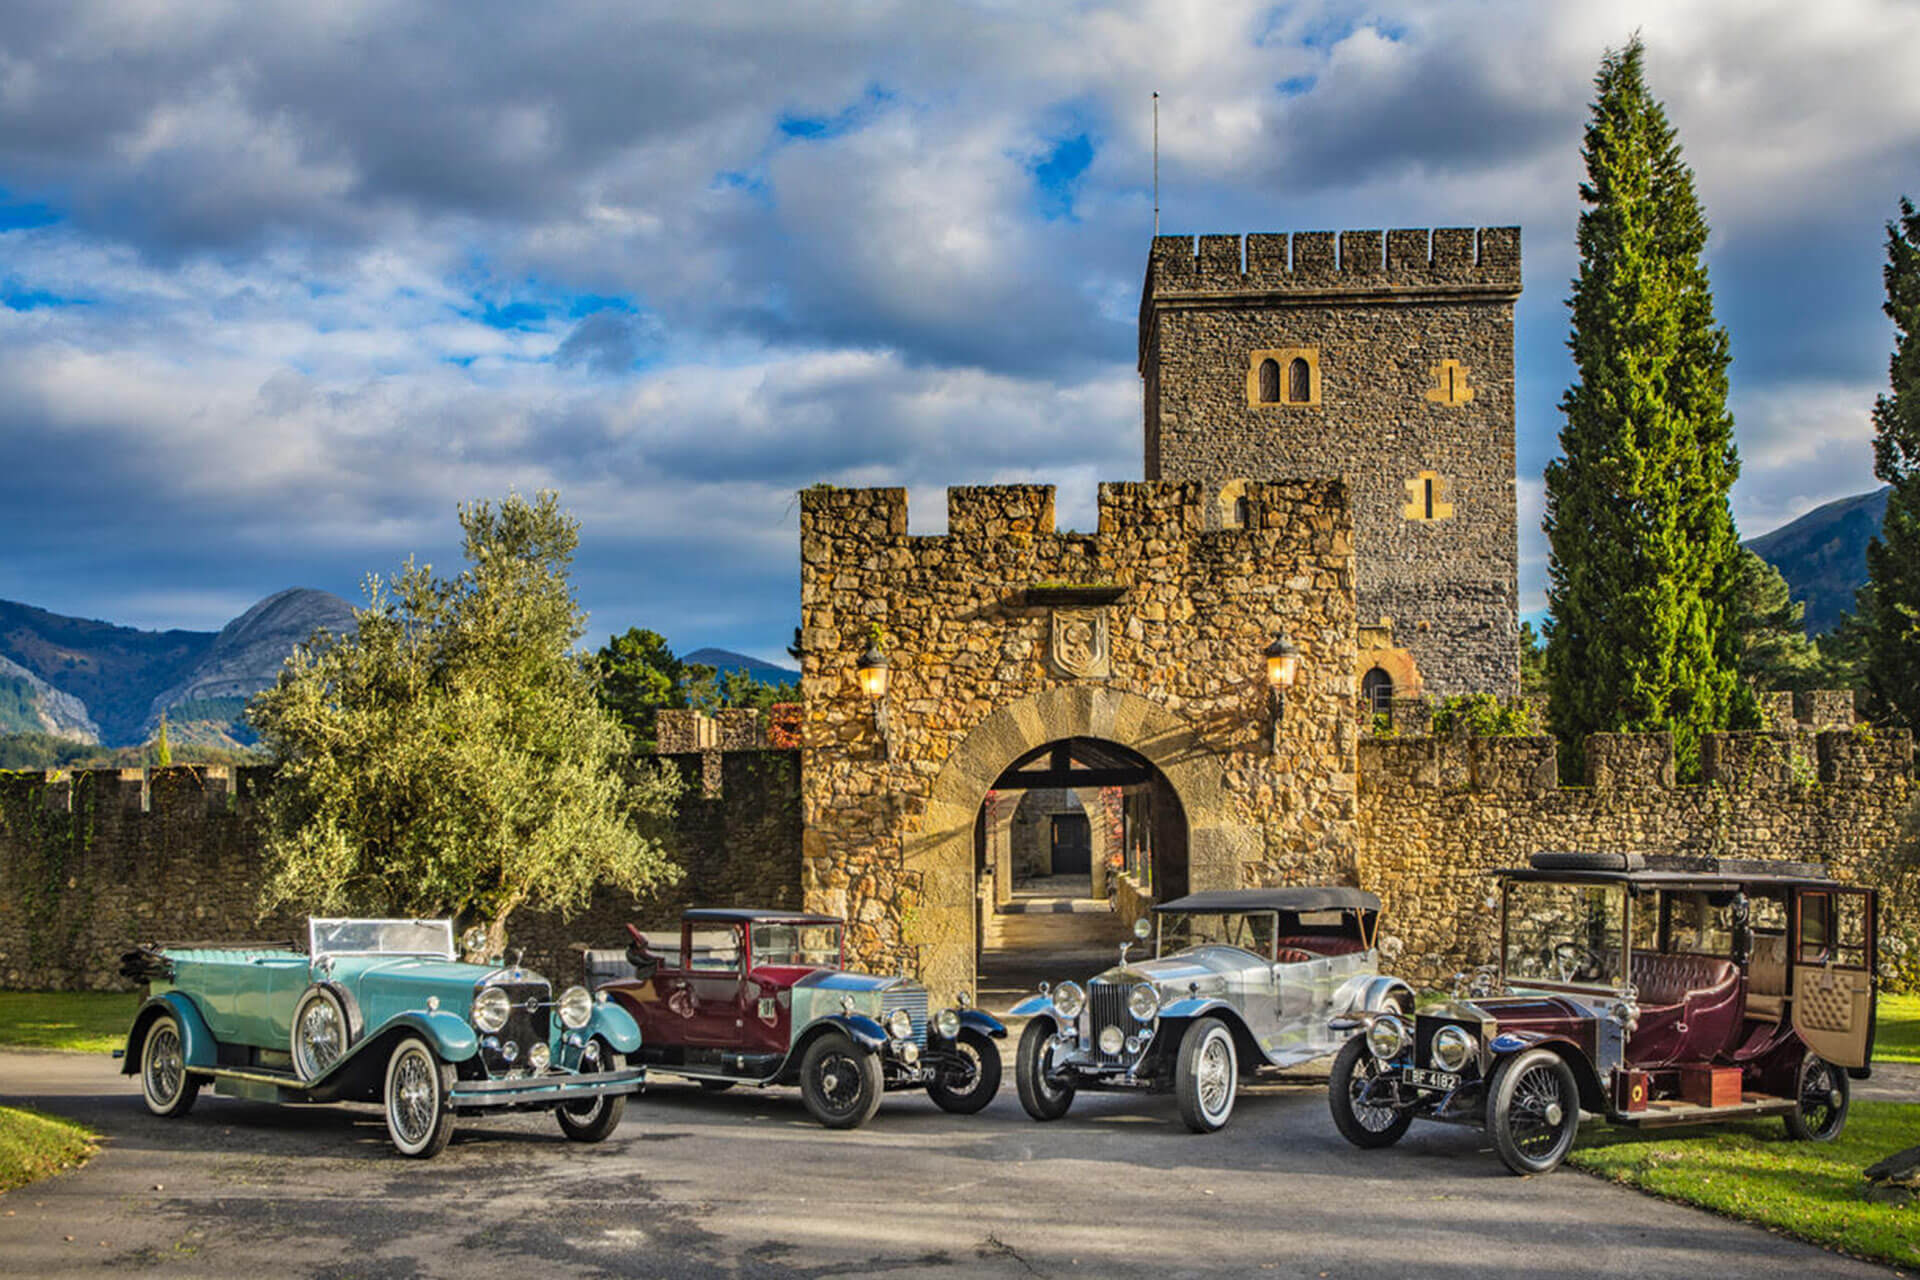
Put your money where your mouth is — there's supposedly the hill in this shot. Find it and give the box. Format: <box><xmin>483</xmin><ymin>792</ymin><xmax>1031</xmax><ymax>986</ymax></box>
<box><xmin>0</xmin><ymin>588</ymin><xmax>354</xmax><ymax>746</ymax></box>
<box><xmin>681</xmin><ymin>647</ymin><xmax>799</xmax><ymax>685</ymax></box>
<box><xmin>1745</xmin><ymin>487</ymin><xmax>1890</xmax><ymax>637</ymax></box>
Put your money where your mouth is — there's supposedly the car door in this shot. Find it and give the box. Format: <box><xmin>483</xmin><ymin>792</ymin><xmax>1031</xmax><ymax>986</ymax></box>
<box><xmin>678</xmin><ymin>922</ymin><xmax>747</xmax><ymax>1048</ymax></box>
<box><xmin>1790</xmin><ymin>888</ymin><xmax>1876</xmax><ymax>1069</ymax></box>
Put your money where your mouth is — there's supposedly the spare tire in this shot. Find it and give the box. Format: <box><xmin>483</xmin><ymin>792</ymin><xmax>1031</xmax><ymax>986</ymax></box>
<box><xmin>1529</xmin><ymin>851</ymin><xmax>1643</xmax><ymax>872</ymax></box>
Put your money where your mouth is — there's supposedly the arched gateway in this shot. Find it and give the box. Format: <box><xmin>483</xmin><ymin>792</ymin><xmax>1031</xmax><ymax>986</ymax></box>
<box><xmin>798</xmin><ymin>480</ymin><xmax>1362</xmax><ymax>1003</ymax></box>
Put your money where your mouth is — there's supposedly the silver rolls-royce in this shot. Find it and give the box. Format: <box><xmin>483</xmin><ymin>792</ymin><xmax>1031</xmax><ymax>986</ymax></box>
<box><xmin>1007</xmin><ymin>887</ymin><xmax>1412</xmax><ymax>1132</ymax></box>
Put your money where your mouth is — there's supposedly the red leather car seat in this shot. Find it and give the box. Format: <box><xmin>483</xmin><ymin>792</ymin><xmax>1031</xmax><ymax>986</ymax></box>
<box><xmin>1627</xmin><ymin>952</ymin><xmax>1742</xmax><ymax>1066</ymax></box>
<box><xmin>1273</xmin><ymin>935</ymin><xmax>1367</xmax><ymax>957</ymax></box>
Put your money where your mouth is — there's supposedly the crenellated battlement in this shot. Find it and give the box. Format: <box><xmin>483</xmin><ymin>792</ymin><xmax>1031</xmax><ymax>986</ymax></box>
<box><xmin>1359</xmin><ymin>728</ymin><xmax>1913</xmax><ymax>797</ymax></box>
<box><xmin>799</xmin><ymin>479</ymin><xmax>1349</xmax><ymax>560</ymax></box>
<box><xmin>1145</xmin><ymin>227</ymin><xmax>1521</xmax><ymax>300</ymax></box>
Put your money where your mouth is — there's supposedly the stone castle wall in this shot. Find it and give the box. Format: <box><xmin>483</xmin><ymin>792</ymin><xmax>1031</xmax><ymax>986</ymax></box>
<box><xmin>799</xmin><ymin>479</ymin><xmax>1360</xmax><ymax>999</ymax></box>
<box><xmin>1141</xmin><ymin>228</ymin><xmax>1521</xmax><ymax>698</ymax></box>
<box><xmin>1358</xmin><ymin>728</ymin><xmax>1916</xmax><ymax>987</ymax></box>
<box><xmin>0</xmin><ymin>752</ymin><xmax>801</xmax><ymax>991</ymax></box>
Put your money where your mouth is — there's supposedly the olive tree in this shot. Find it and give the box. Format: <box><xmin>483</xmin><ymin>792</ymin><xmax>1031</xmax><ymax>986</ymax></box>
<box><xmin>247</xmin><ymin>491</ymin><xmax>681</xmax><ymax>955</ymax></box>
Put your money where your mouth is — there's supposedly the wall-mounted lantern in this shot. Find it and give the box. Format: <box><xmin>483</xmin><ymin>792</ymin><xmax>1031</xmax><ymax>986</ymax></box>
<box><xmin>1264</xmin><ymin>632</ymin><xmax>1301</xmax><ymax>750</ymax></box>
<box><xmin>858</xmin><ymin>636</ymin><xmax>892</xmax><ymax>759</ymax></box>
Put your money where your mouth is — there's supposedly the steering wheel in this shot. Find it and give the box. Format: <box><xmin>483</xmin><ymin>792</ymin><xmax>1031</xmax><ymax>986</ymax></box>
<box><xmin>1553</xmin><ymin>941</ymin><xmax>1599</xmax><ymax>982</ymax></box>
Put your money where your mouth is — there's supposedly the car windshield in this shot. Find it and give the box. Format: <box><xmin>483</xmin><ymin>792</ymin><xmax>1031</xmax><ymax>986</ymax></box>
<box><xmin>751</xmin><ymin>921</ymin><xmax>843</xmax><ymax>968</ymax></box>
<box><xmin>309</xmin><ymin>918</ymin><xmax>455</xmax><ymax>960</ymax></box>
<box><xmin>1158</xmin><ymin>911</ymin><xmax>1276</xmax><ymax>958</ymax></box>
<box><xmin>1503</xmin><ymin>881</ymin><xmax>1626</xmax><ymax>990</ymax></box>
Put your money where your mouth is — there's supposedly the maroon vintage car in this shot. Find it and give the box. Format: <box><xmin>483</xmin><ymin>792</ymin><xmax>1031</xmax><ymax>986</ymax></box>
<box><xmin>587</xmin><ymin>909</ymin><xmax>1004</xmax><ymax>1128</ymax></box>
<box><xmin>1329</xmin><ymin>851</ymin><xmax>1878</xmax><ymax>1174</ymax></box>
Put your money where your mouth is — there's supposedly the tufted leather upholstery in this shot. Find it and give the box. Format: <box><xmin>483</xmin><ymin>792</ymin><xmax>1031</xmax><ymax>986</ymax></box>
<box><xmin>1274</xmin><ymin>935</ymin><xmax>1366</xmax><ymax>957</ymax></box>
<box><xmin>1627</xmin><ymin>951</ymin><xmax>1743</xmax><ymax>1067</ymax></box>
<box><xmin>1274</xmin><ymin>948</ymin><xmax>1315</xmax><ymax>965</ymax></box>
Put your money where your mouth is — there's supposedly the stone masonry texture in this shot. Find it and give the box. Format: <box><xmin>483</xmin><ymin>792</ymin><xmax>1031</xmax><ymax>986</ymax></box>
<box><xmin>1141</xmin><ymin>229</ymin><xmax>1521</xmax><ymax>698</ymax></box>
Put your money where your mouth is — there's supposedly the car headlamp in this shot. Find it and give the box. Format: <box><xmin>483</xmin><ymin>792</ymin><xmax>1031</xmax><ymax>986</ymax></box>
<box><xmin>472</xmin><ymin>986</ymin><xmax>511</xmax><ymax>1034</ymax></box>
<box><xmin>1365</xmin><ymin>1013</ymin><xmax>1407</xmax><ymax>1060</ymax></box>
<box><xmin>887</xmin><ymin>1009</ymin><xmax>914</xmax><ymax>1040</ymax></box>
<box><xmin>1431</xmin><ymin>1025</ymin><xmax>1475</xmax><ymax>1073</ymax></box>
<box><xmin>557</xmin><ymin>985</ymin><xmax>594</xmax><ymax>1030</ymax></box>
<box><xmin>897</xmin><ymin>1040</ymin><xmax>920</xmax><ymax>1064</ymax></box>
<box><xmin>1098</xmin><ymin>1025</ymin><xmax>1125</xmax><ymax>1056</ymax></box>
<box><xmin>1051</xmin><ymin>981</ymin><xmax>1085</xmax><ymax>1021</ymax></box>
<box><xmin>1127</xmin><ymin>983</ymin><xmax>1159</xmax><ymax>1023</ymax></box>
<box><xmin>527</xmin><ymin>1041</ymin><xmax>551</xmax><ymax>1072</ymax></box>
<box><xmin>935</xmin><ymin>1009</ymin><xmax>961</xmax><ymax>1040</ymax></box>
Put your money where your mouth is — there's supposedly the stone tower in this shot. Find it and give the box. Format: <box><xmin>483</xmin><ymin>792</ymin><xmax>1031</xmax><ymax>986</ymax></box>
<box><xmin>1139</xmin><ymin>228</ymin><xmax>1521</xmax><ymax>699</ymax></box>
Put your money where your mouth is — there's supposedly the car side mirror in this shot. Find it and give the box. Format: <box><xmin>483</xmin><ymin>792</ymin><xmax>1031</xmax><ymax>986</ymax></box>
<box><xmin>1132</xmin><ymin>918</ymin><xmax>1152</xmax><ymax>940</ymax></box>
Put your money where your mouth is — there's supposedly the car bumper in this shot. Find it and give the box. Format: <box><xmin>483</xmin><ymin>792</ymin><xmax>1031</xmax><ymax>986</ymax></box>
<box><xmin>449</xmin><ymin>1065</ymin><xmax>646</xmax><ymax>1110</ymax></box>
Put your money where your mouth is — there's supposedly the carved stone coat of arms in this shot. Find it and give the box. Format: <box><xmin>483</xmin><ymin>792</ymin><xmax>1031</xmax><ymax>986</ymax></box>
<box><xmin>1049</xmin><ymin>608</ymin><xmax>1109</xmax><ymax>679</ymax></box>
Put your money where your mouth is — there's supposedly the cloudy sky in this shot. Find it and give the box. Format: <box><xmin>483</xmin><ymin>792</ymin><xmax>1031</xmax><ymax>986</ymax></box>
<box><xmin>2</xmin><ymin>0</ymin><xmax>1916</xmax><ymax>663</ymax></box>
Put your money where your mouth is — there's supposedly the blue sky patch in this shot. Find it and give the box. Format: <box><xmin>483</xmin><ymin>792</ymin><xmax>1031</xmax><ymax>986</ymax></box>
<box><xmin>777</xmin><ymin>85</ymin><xmax>893</xmax><ymax>142</ymax></box>
<box><xmin>1278</xmin><ymin>74</ymin><xmax>1317</xmax><ymax>98</ymax></box>
<box><xmin>1031</xmin><ymin>133</ymin><xmax>1095</xmax><ymax>221</ymax></box>
<box><xmin>0</xmin><ymin>190</ymin><xmax>62</xmax><ymax>232</ymax></box>
<box><xmin>2</xmin><ymin>287</ymin><xmax>86</xmax><ymax>311</ymax></box>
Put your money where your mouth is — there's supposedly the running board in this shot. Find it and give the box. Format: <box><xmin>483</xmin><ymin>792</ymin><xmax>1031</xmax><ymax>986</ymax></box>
<box><xmin>1612</xmin><ymin>1093</ymin><xmax>1797</xmax><ymax>1128</ymax></box>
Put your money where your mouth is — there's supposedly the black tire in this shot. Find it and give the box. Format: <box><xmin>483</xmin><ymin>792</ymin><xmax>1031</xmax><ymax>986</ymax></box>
<box><xmin>697</xmin><ymin>1079</ymin><xmax>737</xmax><ymax>1093</ymax></box>
<box><xmin>1015</xmin><ymin>1019</ymin><xmax>1074</xmax><ymax>1121</ymax></box>
<box><xmin>1783</xmin><ymin>1051</ymin><xmax>1850</xmax><ymax>1141</ymax></box>
<box><xmin>558</xmin><ymin>1044</ymin><xmax>628</xmax><ymax>1143</ymax></box>
<box><xmin>928</xmin><ymin>1028</ymin><xmax>1003</xmax><ymax>1115</ymax></box>
<box><xmin>1488</xmin><ymin>1048</ymin><xmax>1581</xmax><ymax>1175</ymax></box>
<box><xmin>1175</xmin><ymin>1017</ymin><xmax>1239</xmax><ymax>1133</ymax></box>
<box><xmin>1529</xmin><ymin>851</ymin><xmax>1642</xmax><ymax>873</ymax></box>
<box><xmin>384</xmin><ymin>1035</ymin><xmax>456</xmax><ymax>1158</ymax></box>
<box><xmin>1327</xmin><ymin>1034</ymin><xmax>1413</xmax><ymax>1149</ymax></box>
<box><xmin>139</xmin><ymin>1012</ymin><xmax>200</xmax><ymax>1118</ymax></box>
<box><xmin>291</xmin><ymin>986</ymin><xmax>352</xmax><ymax>1083</ymax></box>
<box><xmin>798</xmin><ymin>1032</ymin><xmax>883</xmax><ymax>1130</ymax></box>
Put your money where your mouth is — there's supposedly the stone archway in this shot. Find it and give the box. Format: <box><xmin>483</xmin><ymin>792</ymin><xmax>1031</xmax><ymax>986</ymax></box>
<box><xmin>900</xmin><ymin>686</ymin><xmax>1257</xmax><ymax>1000</ymax></box>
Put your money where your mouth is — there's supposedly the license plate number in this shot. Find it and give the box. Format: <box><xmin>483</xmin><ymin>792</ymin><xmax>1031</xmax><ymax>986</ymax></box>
<box><xmin>1402</xmin><ymin>1067</ymin><xmax>1459</xmax><ymax>1091</ymax></box>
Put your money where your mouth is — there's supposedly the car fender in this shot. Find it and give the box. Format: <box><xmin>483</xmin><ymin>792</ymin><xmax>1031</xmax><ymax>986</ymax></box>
<box><xmin>121</xmin><ymin>992</ymin><xmax>217</xmax><ymax>1075</ymax></box>
<box><xmin>1332</xmin><ymin>973</ymin><xmax>1415</xmax><ymax>1019</ymax></box>
<box><xmin>799</xmin><ymin>1013</ymin><xmax>888</xmax><ymax>1054</ymax></box>
<box><xmin>1488</xmin><ymin>1031</ymin><xmax>1606</xmax><ymax>1114</ymax></box>
<box><xmin>957</xmin><ymin>1009</ymin><xmax>1007</xmax><ymax>1039</ymax></box>
<box><xmin>1156</xmin><ymin>996</ymin><xmax>1234</xmax><ymax>1022</ymax></box>
<box><xmin>360</xmin><ymin>1009</ymin><xmax>480</xmax><ymax>1063</ymax></box>
<box><xmin>585</xmin><ymin>1000</ymin><xmax>642</xmax><ymax>1054</ymax></box>
<box><xmin>1007</xmin><ymin>994</ymin><xmax>1053</xmax><ymax>1018</ymax></box>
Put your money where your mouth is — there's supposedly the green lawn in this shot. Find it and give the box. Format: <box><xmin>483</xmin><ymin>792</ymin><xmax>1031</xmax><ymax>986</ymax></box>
<box><xmin>0</xmin><ymin>992</ymin><xmax>139</xmax><ymax>1053</ymax></box>
<box><xmin>1569</xmin><ymin>1102</ymin><xmax>1920</xmax><ymax>1271</ymax></box>
<box><xmin>1876</xmin><ymin>992</ymin><xmax>1920</xmax><ymax>1064</ymax></box>
<box><xmin>0</xmin><ymin>1106</ymin><xmax>97</xmax><ymax>1195</ymax></box>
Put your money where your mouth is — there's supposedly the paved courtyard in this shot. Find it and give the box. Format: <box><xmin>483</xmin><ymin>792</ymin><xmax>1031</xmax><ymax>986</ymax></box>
<box><xmin>0</xmin><ymin>1049</ymin><xmax>1903</xmax><ymax>1278</ymax></box>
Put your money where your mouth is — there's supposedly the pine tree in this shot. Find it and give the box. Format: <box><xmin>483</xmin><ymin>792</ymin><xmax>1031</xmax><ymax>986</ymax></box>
<box><xmin>1543</xmin><ymin>37</ymin><xmax>1744</xmax><ymax>778</ymax></box>
<box><xmin>1857</xmin><ymin>198</ymin><xmax>1920</xmax><ymax>727</ymax></box>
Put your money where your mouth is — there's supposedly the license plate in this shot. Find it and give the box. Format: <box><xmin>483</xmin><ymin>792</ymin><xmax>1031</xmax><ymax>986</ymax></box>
<box><xmin>1402</xmin><ymin>1067</ymin><xmax>1459</xmax><ymax>1091</ymax></box>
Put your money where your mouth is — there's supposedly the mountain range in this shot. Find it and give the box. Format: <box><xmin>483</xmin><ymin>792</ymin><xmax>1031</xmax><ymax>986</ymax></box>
<box><xmin>0</xmin><ymin>588</ymin><xmax>355</xmax><ymax>747</ymax></box>
<box><xmin>1744</xmin><ymin>487</ymin><xmax>1890</xmax><ymax>637</ymax></box>
<box><xmin>681</xmin><ymin>647</ymin><xmax>799</xmax><ymax>685</ymax></box>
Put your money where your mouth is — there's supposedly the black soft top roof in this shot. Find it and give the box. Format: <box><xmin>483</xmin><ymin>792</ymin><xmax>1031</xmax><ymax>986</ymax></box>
<box><xmin>1154</xmin><ymin>887</ymin><xmax>1379</xmax><ymax>915</ymax></box>
<box><xmin>682</xmin><ymin>908</ymin><xmax>844</xmax><ymax>926</ymax></box>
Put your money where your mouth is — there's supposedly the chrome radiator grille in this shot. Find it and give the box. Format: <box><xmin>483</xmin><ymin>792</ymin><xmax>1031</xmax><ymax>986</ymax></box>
<box><xmin>881</xmin><ymin>986</ymin><xmax>929</xmax><ymax>1042</ymax></box>
<box><xmin>1089</xmin><ymin>980</ymin><xmax>1132</xmax><ymax>1065</ymax></box>
<box><xmin>480</xmin><ymin>980</ymin><xmax>551</xmax><ymax>1077</ymax></box>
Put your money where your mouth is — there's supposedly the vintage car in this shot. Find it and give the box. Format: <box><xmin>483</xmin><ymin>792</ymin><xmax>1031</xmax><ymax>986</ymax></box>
<box><xmin>1007</xmin><ymin>887</ymin><xmax>1412</xmax><ymax>1132</ymax></box>
<box><xmin>1328</xmin><ymin>851</ymin><xmax>1879</xmax><ymax>1175</ymax></box>
<box><xmin>588</xmin><ymin>908</ymin><xmax>1005</xmax><ymax>1129</ymax></box>
<box><xmin>118</xmin><ymin>917</ymin><xmax>646</xmax><ymax>1157</ymax></box>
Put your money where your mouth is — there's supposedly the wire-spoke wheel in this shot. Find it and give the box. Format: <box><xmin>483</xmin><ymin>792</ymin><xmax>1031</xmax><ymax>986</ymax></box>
<box><xmin>291</xmin><ymin>987</ymin><xmax>352</xmax><ymax>1083</ymax></box>
<box><xmin>140</xmin><ymin>1013</ymin><xmax>199</xmax><ymax>1118</ymax></box>
<box><xmin>557</xmin><ymin>1041</ymin><xmax>628</xmax><ymax>1142</ymax></box>
<box><xmin>798</xmin><ymin>1031</ymin><xmax>883</xmax><ymax>1129</ymax></box>
<box><xmin>1488</xmin><ymin>1048</ymin><xmax>1580</xmax><ymax>1175</ymax></box>
<box><xmin>383</xmin><ymin>1036</ymin><xmax>455</xmax><ymax>1158</ymax></box>
<box><xmin>1175</xmin><ymin>1017</ymin><xmax>1238</xmax><ymax>1133</ymax></box>
<box><xmin>1784</xmin><ymin>1051</ymin><xmax>1850</xmax><ymax>1141</ymax></box>
<box><xmin>1014</xmin><ymin>1018</ymin><xmax>1075</xmax><ymax>1121</ymax></box>
<box><xmin>928</xmin><ymin>1028</ymin><xmax>1002</xmax><ymax>1114</ymax></box>
<box><xmin>1328</xmin><ymin>1034</ymin><xmax>1413</xmax><ymax>1148</ymax></box>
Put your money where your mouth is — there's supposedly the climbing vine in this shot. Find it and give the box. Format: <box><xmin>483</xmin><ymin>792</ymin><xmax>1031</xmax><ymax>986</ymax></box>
<box><xmin>0</xmin><ymin>770</ymin><xmax>99</xmax><ymax>977</ymax></box>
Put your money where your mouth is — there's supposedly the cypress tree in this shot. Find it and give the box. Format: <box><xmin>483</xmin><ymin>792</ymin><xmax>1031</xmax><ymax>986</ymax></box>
<box><xmin>1543</xmin><ymin>37</ymin><xmax>1743</xmax><ymax>777</ymax></box>
<box><xmin>1857</xmin><ymin>198</ymin><xmax>1920</xmax><ymax>727</ymax></box>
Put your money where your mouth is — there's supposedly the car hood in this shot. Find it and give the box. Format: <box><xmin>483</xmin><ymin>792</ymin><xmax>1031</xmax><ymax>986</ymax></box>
<box><xmin>1426</xmin><ymin>992</ymin><xmax>1605</xmax><ymax>1032</ymax></box>
<box><xmin>329</xmin><ymin>955</ymin><xmax>547</xmax><ymax>1003</ymax></box>
<box><xmin>1090</xmin><ymin>945</ymin><xmax>1253</xmax><ymax>992</ymax></box>
<box><xmin>791</xmin><ymin>970</ymin><xmax>911</xmax><ymax>995</ymax></box>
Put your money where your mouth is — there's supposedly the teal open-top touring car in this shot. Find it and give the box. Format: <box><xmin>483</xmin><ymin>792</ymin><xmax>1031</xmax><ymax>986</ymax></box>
<box><xmin>118</xmin><ymin>918</ymin><xmax>645</xmax><ymax>1157</ymax></box>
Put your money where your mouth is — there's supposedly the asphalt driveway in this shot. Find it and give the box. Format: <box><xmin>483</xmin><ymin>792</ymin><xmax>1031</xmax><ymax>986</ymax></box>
<box><xmin>0</xmin><ymin>1048</ymin><xmax>1903</xmax><ymax>1279</ymax></box>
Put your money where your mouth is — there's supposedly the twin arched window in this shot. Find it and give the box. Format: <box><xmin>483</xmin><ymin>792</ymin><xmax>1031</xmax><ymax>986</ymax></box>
<box><xmin>1249</xmin><ymin>349</ymin><xmax>1318</xmax><ymax>406</ymax></box>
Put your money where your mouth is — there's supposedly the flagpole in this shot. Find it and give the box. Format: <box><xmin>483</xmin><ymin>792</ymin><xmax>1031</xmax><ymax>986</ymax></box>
<box><xmin>1152</xmin><ymin>91</ymin><xmax>1160</xmax><ymax>237</ymax></box>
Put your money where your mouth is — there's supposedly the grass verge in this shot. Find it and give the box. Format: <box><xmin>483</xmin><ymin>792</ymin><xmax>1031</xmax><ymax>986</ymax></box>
<box><xmin>0</xmin><ymin>992</ymin><xmax>139</xmax><ymax>1053</ymax></box>
<box><xmin>0</xmin><ymin>1106</ymin><xmax>98</xmax><ymax>1195</ymax></box>
<box><xmin>1568</xmin><ymin>1101</ymin><xmax>1920</xmax><ymax>1271</ymax></box>
<box><xmin>1876</xmin><ymin>992</ymin><xmax>1920</xmax><ymax>1064</ymax></box>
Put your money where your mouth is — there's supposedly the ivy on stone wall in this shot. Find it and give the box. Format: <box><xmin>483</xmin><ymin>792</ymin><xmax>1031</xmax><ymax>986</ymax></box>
<box><xmin>0</xmin><ymin>771</ymin><xmax>98</xmax><ymax>974</ymax></box>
